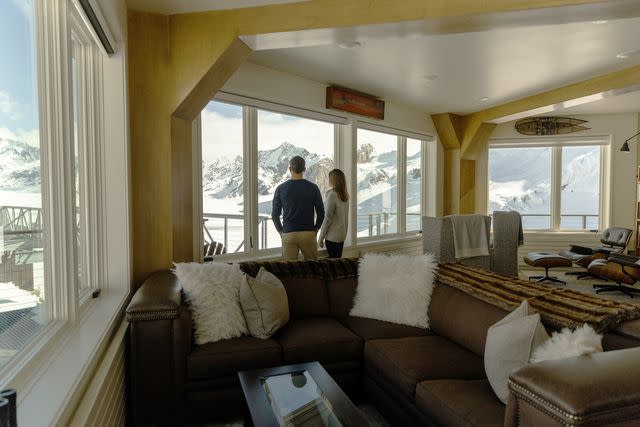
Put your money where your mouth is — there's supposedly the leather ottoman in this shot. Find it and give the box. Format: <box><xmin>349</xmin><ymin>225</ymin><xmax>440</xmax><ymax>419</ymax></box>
<box><xmin>524</xmin><ymin>252</ymin><xmax>572</xmax><ymax>285</ymax></box>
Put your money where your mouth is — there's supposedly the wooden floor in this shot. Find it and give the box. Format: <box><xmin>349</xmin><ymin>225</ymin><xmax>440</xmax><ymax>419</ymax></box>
<box><xmin>520</xmin><ymin>269</ymin><xmax>640</xmax><ymax>305</ymax></box>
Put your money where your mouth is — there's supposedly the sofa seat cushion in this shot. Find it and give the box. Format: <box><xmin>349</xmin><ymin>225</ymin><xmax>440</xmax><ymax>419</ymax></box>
<box><xmin>364</xmin><ymin>336</ymin><xmax>485</xmax><ymax>397</ymax></box>
<box><xmin>187</xmin><ymin>336</ymin><xmax>281</xmax><ymax>380</ymax></box>
<box><xmin>415</xmin><ymin>379</ymin><xmax>505</xmax><ymax>427</ymax></box>
<box><xmin>342</xmin><ymin>316</ymin><xmax>429</xmax><ymax>341</ymax></box>
<box><xmin>275</xmin><ymin>317</ymin><xmax>363</xmax><ymax>364</ymax></box>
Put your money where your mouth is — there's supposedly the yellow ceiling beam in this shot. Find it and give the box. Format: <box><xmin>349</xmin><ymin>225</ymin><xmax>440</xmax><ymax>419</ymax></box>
<box><xmin>469</xmin><ymin>64</ymin><xmax>640</xmax><ymax>125</ymax></box>
<box><xmin>460</xmin><ymin>121</ymin><xmax>497</xmax><ymax>157</ymax></box>
<box><xmin>431</xmin><ymin>113</ymin><xmax>464</xmax><ymax>150</ymax></box>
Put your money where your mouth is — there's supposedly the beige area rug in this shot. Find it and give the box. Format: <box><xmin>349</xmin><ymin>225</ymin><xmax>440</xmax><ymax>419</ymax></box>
<box><xmin>520</xmin><ymin>268</ymin><xmax>640</xmax><ymax>305</ymax></box>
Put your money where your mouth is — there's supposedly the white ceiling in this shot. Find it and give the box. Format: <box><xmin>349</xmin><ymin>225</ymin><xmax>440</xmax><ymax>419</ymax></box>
<box><xmin>126</xmin><ymin>0</ymin><xmax>308</xmax><ymax>14</ymax></box>
<box><xmin>250</xmin><ymin>17</ymin><xmax>640</xmax><ymax>115</ymax></box>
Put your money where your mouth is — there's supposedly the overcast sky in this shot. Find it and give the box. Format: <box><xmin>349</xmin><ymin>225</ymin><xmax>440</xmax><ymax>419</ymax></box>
<box><xmin>0</xmin><ymin>0</ymin><xmax>38</xmax><ymax>145</ymax></box>
<box><xmin>201</xmin><ymin>100</ymin><xmax>334</xmax><ymax>163</ymax></box>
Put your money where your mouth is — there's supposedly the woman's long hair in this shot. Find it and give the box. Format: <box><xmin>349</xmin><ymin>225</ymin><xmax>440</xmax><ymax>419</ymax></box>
<box><xmin>329</xmin><ymin>169</ymin><xmax>349</xmax><ymax>202</ymax></box>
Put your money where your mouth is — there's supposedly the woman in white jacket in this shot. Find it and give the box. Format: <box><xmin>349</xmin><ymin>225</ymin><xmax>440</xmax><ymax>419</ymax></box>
<box><xmin>318</xmin><ymin>169</ymin><xmax>349</xmax><ymax>258</ymax></box>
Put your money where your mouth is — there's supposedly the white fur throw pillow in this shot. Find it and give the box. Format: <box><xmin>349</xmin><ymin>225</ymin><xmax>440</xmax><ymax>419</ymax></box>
<box><xmin>174</xmin><ymin>262</ymin><xmax>248</xmax><ymax>345</ymax></box>
<box><xmin>349</xmin><ymin>253</ymin><xmax>437</xmax><ymax>328</ymax></box>
<box><xmin>485</xmin><ymin>300</ymin><xmax>549</xmax><ymax>404</ymax></box>
<box><xmin>531</xmin><ymin>324</ymin><xmax>603</xmax><ymax>363</ymax></box>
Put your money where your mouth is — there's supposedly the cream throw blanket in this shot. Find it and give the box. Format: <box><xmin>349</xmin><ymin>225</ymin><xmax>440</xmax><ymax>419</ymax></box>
<box><xmin>450</xmin><ymin>214</ymin><xmax>490</xmax><ymax>259</ymax></box>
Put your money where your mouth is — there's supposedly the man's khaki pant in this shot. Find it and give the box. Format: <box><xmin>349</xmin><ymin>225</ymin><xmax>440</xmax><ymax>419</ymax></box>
<box><xmin>281</xmin><ymin>231</ymin><xmax>318</xmax><ymax>261</ymax></box>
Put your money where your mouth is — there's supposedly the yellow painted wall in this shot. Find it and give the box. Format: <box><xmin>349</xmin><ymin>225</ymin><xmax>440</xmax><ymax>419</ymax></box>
<box><xmin>128</xmin><ymin>0</ymin><xmax>615</xmax><ymax>287</ymax></box>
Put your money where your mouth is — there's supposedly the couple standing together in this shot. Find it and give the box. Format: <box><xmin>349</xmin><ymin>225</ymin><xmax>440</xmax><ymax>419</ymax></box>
<box><xmin>271</xmin><ymin>156</ymin><xmax>349</xmax><ymax>261</ymax></box>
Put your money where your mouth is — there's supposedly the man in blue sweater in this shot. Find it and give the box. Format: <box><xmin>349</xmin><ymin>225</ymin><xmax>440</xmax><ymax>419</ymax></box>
<box><xmin>271</xmin><ymin>156</ymin><xmax>325</xmax><ymax>261</ymax></box>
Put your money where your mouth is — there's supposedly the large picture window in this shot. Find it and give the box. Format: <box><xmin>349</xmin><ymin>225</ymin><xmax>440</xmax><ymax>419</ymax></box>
<box><xmin>0</xmin><ymin>0</ymin><xmax>45</xmax><ymax>371</ymax></box>
<box><xmin>356</xmin><ymin>129</ymin><xmax>398</xmax><ymax>238</ymax></box>
<box><xmin>200</xmin><ymin>100</ymin><xmax>336</xmax><ymax>256</ymax></box>
<box><xmin>257</xmin><ymin>110</ymin><xmax>334</xmax><ymax>250</ymax></box>
<box><xmin>199</xmin><ymin>97</ymin><xmax>429</xmax><ymax>259</ymax></box>
<box><xmin>406</xmin><ymin>138</ymin><xmax>422</xmax><ymax>232</ymax></box>
<box><xmin>201</xmin><ymin>101</ymin><xmax>245</xmax><ymax>256</ymax></box>
<box><xmin>560</xmin><ymin>146</ymin><xmax>600</xmax><ymax>230</ymax></box>
<box><xmin>489</xmin><ymin>142</ymin><xmax>604</xmax><ymax>230</ymax></box>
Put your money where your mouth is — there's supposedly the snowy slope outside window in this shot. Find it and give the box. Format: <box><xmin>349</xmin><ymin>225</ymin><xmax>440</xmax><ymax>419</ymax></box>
<box><xmin>257</xmin><ymin>110</ymin><xmax>334</xmax><ymax>250</ymax></box>
<box><xmin>357</xmin><ymin>129</ymin><xmax>398</xmax><ymax>237</ymax></box>
<box><xmin>201</xmin><ymin>101</ymin><xmax>245</xmax><ymax>254</ymax></box>
<box><xmin>560</xmin><ymin>146</ymin><xmax>600</xmax><ymax>230</ymax></box>
<box><xmin>0</xmin><ymin>0</ymin><xmax>47</xmax><ymax>370</ymax></box>
<box><xmin>406</xmin><ymin>138</ymin><xmax>422</xmax><ymax>232</ymax></box>
<box><xmin>489</xmin><ymin>147</ymin><xmax>552</xmax><ymax>229</ymax></box>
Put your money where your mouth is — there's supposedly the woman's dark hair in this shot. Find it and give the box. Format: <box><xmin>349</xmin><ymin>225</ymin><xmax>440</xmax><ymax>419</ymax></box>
<box><xmin>329</xmin><ymin>169</ymin><xmax>349</xmax><ymax>202</ymax></box>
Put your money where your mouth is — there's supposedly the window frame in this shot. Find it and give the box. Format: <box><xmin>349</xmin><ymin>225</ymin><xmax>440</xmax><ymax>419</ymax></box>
<box><xmin>196</xmin><ymin>95</ymin><xmax>340</xmax><ymax>261</ymax></box>
<box><xmin>355</xmin><ymin>122</ymin><xmax>429</xmax><ymax>243</ymax></box>
<box><xmin>487</xmin><ymin>136</ymin><xmax>610</xmax><ymax>232</ymax></box>
<box><xmin>195</xmin><ymin>95</ymin><xmax>434</xmax><ymax>261</ymax></box>
<box><xmin>0</xmin><ymin>0</ymin><xmax>123</xmax><ymax>397</ymax></box>
<box><xmin>70</xmin><ymin>5</ymin><xmax>104</xmax><ymax>303</ymax></box>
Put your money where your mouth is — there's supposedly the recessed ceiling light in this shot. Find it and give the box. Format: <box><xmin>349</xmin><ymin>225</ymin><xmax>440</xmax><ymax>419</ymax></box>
<box><xmin>338</xmin><ymin>41</ymin><xmax>361</xmax><ymax>49</ymax></box>
<box><xmin>480</xmin><ymin>97</ymin><xmax>489</xmax><ymax>102</ymax></box>
<box><xmin>423</xmin><ymin>74</ymin><xmax>439</xmax><ymax>81</ymax></box>
<box><xmin>591</xmin><ymin>20</ymin><xmax>608</xmax><ymax>24</ymax></box>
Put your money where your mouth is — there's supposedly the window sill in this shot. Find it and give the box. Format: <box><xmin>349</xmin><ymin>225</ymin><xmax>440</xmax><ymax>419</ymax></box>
<box><xmin>12</xmin><ymin>288</ymin><xmax>128</xmax><ymax>426</ymax></box>
<box><xmin>356</xmin><ymin>234</ymin><xmax>422</xmax><ymax>248</ymax></box>
<box><xmin>523</xmin><ymin>230</ymin><xmax>600</xmax><ymax>235</ymax></box>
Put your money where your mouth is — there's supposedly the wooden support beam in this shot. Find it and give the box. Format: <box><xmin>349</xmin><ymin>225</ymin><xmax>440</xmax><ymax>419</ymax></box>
<box><xmin>461</xmin><ymin>122</ymin><xmax>497</xmax><ymax>157</ymax></box>
<box><xmin>460</xmin><ymin>159</ymin><xmax>476</xmax><ymax>214</ymax></box>
<box><xmin>171</xmin><ymin>38</ymin><xmax>252</xmax><ymax>262</ymax></box>
<box><xmin>431</xmin><ymin>113</ymin><xmax>463</xmax><ymax>150</ymax></box>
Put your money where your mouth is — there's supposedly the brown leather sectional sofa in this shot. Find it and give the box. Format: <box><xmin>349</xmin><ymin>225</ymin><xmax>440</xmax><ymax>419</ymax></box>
<box><xmin>126</xmin><ymin>259</ymin><xmax>640</xmax><ymax>426</ymax></box>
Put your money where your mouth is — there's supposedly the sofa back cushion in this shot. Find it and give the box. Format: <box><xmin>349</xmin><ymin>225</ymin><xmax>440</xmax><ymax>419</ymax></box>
<box><xmin>428</xmin><ymin>283</ymin><xmax>508</xmax><ymax>356</ymax></box>
<box><xmin>279</xmin><ymin>277</ymin><xmax>329</xmax><ymax>319</ymax></box>
<box><xmin>327</xmin><ymin>277</ymin><xmax>358</xmax><ymax>317</ymax></box>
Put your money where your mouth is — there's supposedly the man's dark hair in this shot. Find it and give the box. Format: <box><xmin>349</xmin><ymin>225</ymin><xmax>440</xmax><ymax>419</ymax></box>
<box><xmin>289</xmin><ymin>156</ymin><xmax>306</xmax><ymax>174</ymax></box>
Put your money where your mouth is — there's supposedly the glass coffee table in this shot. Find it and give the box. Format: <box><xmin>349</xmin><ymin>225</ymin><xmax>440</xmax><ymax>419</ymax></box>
<box><xmin>238</xmin><ymin>361</ymin><xmax>369</xmax><ymax>427</ymax></box>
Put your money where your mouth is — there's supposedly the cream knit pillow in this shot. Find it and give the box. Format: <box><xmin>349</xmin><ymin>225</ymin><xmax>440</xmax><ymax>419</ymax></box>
<box><xmin>484</xmin><ymin>300</ymin><xmax>549</xmax><ymax>404</ymax></box>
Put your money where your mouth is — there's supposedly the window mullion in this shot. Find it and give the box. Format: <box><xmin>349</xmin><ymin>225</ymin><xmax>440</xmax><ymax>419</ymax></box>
<box><xmin>244</xmin><ymin>107</ymin><xmax>258</xmax><ymax>256</ymax></box>
<box><xmin>193</xmin><ymin>115</ymin><xmax>203</xmax><ymax>262</ymax></box>
<box><xmin>398</xmin><ymin>136</ymin><xmax>407</xmax><ymax>235</ymax></box>
<box><xmin>551</xmin><ymin>146</ymin><xmax>562</xmax><ymax>230</ymax></box>
<box><xmin>37</xmin><ymin>0</ymin><xmax>78</xmax><ymax>320</ymax></box>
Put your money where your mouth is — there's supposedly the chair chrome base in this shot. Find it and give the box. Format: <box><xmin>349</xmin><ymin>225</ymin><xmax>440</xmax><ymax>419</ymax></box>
<box><xmin>593</xmin><ymin>283</ymin><xmax>640</xmax><ymax>298</ymax></box>
<box><xmin>566</xmin><ymin>271</ymin><xmax>602</xmax><ymax>280</ymax></box>
<box><xmin>529</xmin><ymin>268</ymin><xmax>566</xmax><ymax>285</ymax></box>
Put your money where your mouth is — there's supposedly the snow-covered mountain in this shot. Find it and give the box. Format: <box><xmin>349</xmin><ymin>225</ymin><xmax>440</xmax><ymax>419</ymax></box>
<box><xmin>489</xmin><ymin>147</ymin><xmax>600</xmax><ymax>218</ymax></box>
<box><xmin>203</xmin><ymin>142</ymin><xmax>335</xmax><ymax>215</ymax></box>
<box><xmin>203</xmin><ymin>141</ymin><xmax>404</xmax><ymax>235</ymax></box>
<box><xmin>0</xmin><ymin>138</ymin><xmax>41</xmax><ymax>191</ymax></box>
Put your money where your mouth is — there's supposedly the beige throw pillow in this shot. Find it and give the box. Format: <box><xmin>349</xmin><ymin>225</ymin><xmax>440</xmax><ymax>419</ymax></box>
<box><xmin>484</xmin><ymin>300</ymin><xmax>549</xmax><ymax>404</ymax></box>
<box><xmin>240</xmin><ymin>268</ymin><xmax>289</xmax><ymax>339</ymax></box>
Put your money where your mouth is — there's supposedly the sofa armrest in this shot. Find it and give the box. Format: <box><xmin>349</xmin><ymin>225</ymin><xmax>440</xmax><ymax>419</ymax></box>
<box><xmin>505</xmin><ymin>348</ymin><xmax>640</xmax><ymax>426</ymax></box>
<box><xmin>127</xmin><ymin>270</ymin><xmax>192</xmax><ymax>425</ymax></box>
<box><xmin>608</xmin><ymin>253</ymin><xmax>640</xmax><ymax>269</ymax></box>
<box><xmin>126</xmin><ymin>270</ymin><xmax>182</xmax><ymax>321</ymax></box>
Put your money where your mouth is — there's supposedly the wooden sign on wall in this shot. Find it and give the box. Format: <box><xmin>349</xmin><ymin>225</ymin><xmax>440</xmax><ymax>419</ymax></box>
<box><xmin>326</xmin><ymin>86</ymin><xmax>385</xmax><ymax>120</ymax></box>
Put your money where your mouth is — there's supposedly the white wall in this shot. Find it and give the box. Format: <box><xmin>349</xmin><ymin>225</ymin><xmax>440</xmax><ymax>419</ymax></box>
<box><xmin>223</xmin><ymin>61</ymin><xmax>435</xmax><ymax>136</ymax></box>
<box><xmin>485</xmin><ymin>113</ymin><xmax>638</xmax><ymax>231</ymax></box>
